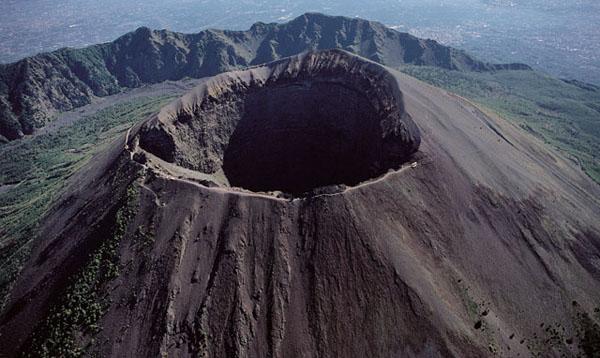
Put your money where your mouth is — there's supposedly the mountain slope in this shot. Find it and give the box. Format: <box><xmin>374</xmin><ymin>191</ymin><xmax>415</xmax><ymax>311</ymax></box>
<box><xmin>0</xmin><ymin>95</ymin><xmax>177</xmax><ymax>311</ymax></box>
<box><xmin>0</xmin><ymin>12</ymin><xmax>530</xmax><ymax>141</ymax></box>
<box><xmin>1</xmin><ymin>50</ymin><xmax>598</xmax><ymax>357</ymax></box>
<box><xmin>399</xmin><ymin>66</ymin><xmax>600</xmax><ymax>184</ymax></box>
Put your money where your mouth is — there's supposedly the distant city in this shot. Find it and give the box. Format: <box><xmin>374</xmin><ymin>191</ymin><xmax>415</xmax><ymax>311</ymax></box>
<box><xmin>1</xmin><ymin>0</ymin><xmax>599</xmax><ymax>84</ymax></box>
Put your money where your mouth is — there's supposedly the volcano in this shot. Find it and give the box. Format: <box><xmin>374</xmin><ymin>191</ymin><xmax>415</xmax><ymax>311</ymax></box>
<box><xmin>1</xmin><ymin>50</ymin><xmax>599</xmax><ymax>357</ymax></box>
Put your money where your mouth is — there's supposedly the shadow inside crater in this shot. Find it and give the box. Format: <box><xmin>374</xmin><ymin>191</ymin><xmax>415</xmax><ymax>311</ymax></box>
<box><xmin>223</xmin><ymin>82</ymin><xmax>414</xmax><ymax>196</ymax></box>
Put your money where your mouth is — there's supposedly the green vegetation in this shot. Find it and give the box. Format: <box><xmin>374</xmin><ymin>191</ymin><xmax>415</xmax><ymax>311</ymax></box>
<box><xmin>0</xmin><ymin>96</ymin><xmax>172</xmax><ymax>309</ymax></box>
<box><xmin>575</xmin><ymin>309</ymin><xmax>600</xmax><ymax>358</ymax></box>
<box><xmin>134</xmin><ymin>225</ymin><xmax>155</xmax><ymax>251</ymax></box>
<box><xmin>524</xmin><ymin>321</ymin><xmax>570</xmax><ymax>357</ymax></box>
<box><xmin>399</xmin><ymin>66</ymin><xmax>600</xmax><ymax>183</ymax></box>
<box><xmin>26</xmin><ymin>182</ymin><xmax>140</xmax><ymax>358</ymax></box>
<box><xmin>462</xmin><ymin>290</ymin><xmax>479</xmax><ymax>321</ymax></box>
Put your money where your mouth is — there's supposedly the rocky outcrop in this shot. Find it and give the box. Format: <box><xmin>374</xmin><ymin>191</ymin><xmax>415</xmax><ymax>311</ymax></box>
<box><xmin>0</xmin><ymin>13</ymin><xmax>531</xmax><ymax>141</ymax></box>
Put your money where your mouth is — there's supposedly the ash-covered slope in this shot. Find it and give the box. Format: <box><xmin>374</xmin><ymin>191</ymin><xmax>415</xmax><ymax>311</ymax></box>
<box><xmin>0</xmin><ymin>12</ymin><xmax>530</xmax><ymax>141</ymax></box>
<box><xmin>1</xmin><ymin>50</ymin><xmax>599</xmax><ymax>358</ymax></box>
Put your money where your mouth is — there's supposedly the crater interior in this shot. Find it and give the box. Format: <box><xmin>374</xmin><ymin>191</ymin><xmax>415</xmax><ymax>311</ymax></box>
<box><xmin>139</xmin><ymin>50</ymin><xmax>421</xmax><ymax>196</ymax></box>
<box><xmin>224</xmin><ymin>83</ymin><xmax>400</xmax><ymax>194</ymax></box>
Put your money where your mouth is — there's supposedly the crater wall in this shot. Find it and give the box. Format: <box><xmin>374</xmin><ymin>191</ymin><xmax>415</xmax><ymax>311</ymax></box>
<box><xmin>139</xmin><ymin>49</ymin><xmax>421</xmax><ymax>194</ymax></box>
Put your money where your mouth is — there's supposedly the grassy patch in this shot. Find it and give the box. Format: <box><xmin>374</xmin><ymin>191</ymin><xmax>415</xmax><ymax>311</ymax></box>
<box><xmin>0</xmin><ymin>95</ymin><xmax>172</xmax><ymax>309</ymax></box>
<box><xmin>399</xmin><ymin>66</ymin><xmax>600</xmax><ymax>184</ymax></box>
<box><xmin>25</xmin><ymin>182</ymin><xmax>140</xmax><ymax>358</ymax></box>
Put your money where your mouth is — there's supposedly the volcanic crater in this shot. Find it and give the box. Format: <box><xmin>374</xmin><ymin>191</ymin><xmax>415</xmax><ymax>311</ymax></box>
<box><xmin>139</xmin><ymin>49</ymin><xmax>421</xmax><ymax>196</ymax></box>
<box><xmin>3</xmin><ymin>49</ymin><xmax>600</xmax><ymax>358</ymax></box>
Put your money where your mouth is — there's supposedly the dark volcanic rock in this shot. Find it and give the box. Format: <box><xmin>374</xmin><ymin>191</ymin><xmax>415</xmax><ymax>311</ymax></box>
<box><xmin>1</xmin><ymin>50</ymin><xmax>599</xmax><ymax>358</ymax></box>
<box><xmin>139</xmin><ymin>50</ymin><xmax>420</xmax><ymax>195</ymax></box>
<box><xmin>0</xmin><ymin>12</ymin><xmax>530</xmax><ymax>141</ymax></box>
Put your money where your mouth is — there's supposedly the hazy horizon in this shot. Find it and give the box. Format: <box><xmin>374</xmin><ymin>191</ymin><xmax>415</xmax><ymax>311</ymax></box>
<box><xmin>1</xmin><ymin>0</ymin><xmax>599</xmax><ymax>83</ymax></box>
